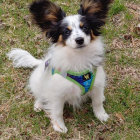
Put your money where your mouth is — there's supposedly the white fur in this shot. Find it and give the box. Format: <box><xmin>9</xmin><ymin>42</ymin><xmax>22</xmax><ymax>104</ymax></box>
<box><xmin>8</xmin><ymin>15</ymin><xmax>109</xmax><ymax>133</ymax></box>
<box><xmin>7</xmin><ymin>48</ymin><xmax>42</xmax><ymax>68</ymax></box>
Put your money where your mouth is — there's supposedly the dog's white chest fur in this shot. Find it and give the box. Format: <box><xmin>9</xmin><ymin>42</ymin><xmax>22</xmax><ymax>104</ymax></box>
<box><xmin>50</xmin><ymin>37</ymin><xmax>104</xmax><ymax>72</ymax></box>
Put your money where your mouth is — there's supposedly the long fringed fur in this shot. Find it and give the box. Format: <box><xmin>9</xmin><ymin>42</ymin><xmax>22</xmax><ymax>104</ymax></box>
<box><xmin>78</xmin><ymin>0</ymin><xmax>112</xmax><ymax>36</ymax></box>
<box><xmin>7</xmin><ymin>48</ymin><xmax>42</xmax><ymax>68</ymax></box>
<box><xmin>30</xmin><ymin>0</ymin><xmax>66</xmax><ymax>43</ymax></box>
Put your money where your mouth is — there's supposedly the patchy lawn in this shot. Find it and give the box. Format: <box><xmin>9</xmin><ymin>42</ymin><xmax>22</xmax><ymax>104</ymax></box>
<box><xmin>0</xmin><ymin>0</ymin><xmax>140</xmax><ymax>139</ymax></box>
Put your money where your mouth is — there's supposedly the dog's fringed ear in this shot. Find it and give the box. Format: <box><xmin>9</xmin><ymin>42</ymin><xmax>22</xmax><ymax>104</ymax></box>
<box><xmin>78</xmin><ymin>0</ymin><xmax>112</xmax><ymax>36</ymax></box>
<box><xmin>30</xmin><ymin>0</ymin><xmax>66</xmax><ymax>42</ymax></box>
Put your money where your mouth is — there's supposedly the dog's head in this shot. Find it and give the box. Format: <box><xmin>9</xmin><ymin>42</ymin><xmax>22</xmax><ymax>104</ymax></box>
<box><xmin>30</xmin><ymin>0</ymin><xmax>112</xmax><ymax>49</ymax></box>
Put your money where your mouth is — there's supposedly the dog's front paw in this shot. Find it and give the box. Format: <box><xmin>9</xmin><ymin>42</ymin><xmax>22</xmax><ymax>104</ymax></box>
<box><xmin>52</xmin><ymin>121</ymin><xmax>68</xmax><ymax>133</ymax></box>
<box><xmin>95</xmin><ymin>111</ymin><xmax>109</xmax><ymax>122</ymax></box>
<box><xmin>34</xmin><ymin>101</ymin><xmax>42</xmax><ymax>112</ymax></box>
<box><xmin>34</xmin><ymin>106</ymin><xmax>42</xmax><ymax>112</ymax></box>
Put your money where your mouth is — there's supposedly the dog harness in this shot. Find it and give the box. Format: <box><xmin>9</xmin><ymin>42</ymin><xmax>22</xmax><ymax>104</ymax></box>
<box><xmin>45</xmin><ymin>60</ymin><xmax>96</xmax><ymax>95</ymax></box>
<box><xmin>52</xmin><ymin>68</ymin><xmax>96</xmax><ymax>95</ymax></box>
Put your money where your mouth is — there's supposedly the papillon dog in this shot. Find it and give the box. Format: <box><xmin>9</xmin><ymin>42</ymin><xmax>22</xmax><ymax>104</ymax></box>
<box><xmin>8</xmin><ymin>0</ymin><xmax>112</xmax><ymax>133</ymax></box>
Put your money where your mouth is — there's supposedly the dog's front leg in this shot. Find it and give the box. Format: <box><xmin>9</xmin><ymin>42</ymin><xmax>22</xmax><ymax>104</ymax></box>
<box><xmin>44</xmin><ymin>99</ymin><xmax>67</xmax><ymax>133</ymax></box>
<box><xmin>91</xmin><ymin>66</ymin><xmax>109</xmax><ymax>122</ymax></box>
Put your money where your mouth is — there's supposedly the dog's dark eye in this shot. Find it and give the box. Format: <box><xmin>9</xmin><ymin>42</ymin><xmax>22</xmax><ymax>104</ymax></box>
<box><xmin>64</xmin><ymin>29</ymin><xmax>71</xmax><ymax>36</ymax></box>
<box><xmin>82</xmin><ymin>25</ymin><xmax>89</xmax><ymax>32</ymax></box>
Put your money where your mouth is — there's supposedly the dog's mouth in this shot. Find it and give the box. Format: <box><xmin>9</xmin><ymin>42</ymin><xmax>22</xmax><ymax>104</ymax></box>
<box><xmin>76</xmin><ymin>45</ymin><xmax>85</xmax><ymax>49</ymax></box>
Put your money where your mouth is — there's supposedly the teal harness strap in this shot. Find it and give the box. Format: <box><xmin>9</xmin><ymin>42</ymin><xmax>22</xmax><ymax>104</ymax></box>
<box><xmin>52</xmin><ymin>68</ymin><xmax>97</xmax><ymax>95</ymax></box>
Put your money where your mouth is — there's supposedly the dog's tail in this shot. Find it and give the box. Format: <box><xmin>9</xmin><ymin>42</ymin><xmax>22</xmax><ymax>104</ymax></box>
<box><xmin>7</xmin><ymin>48</ymin><xmax>43</xmax><ymax>68</ymax></box>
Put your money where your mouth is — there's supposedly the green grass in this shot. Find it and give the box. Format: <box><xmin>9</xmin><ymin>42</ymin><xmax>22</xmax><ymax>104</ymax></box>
<box><xmin>0</xmin><ymin>0</ymin><xmax>140</xmax><ymax>139</ymax></box>
<box><xmin>109</xmin><ymin>0</ymin><xmax>126</xmax><ymax>16</ymax></box>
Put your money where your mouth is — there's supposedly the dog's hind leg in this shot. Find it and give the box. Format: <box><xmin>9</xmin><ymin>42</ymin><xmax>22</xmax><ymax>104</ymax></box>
<box><xmin>91</xmin><ymin>66</ymin><xmax>109</xmax><ymax>122</ymax></box>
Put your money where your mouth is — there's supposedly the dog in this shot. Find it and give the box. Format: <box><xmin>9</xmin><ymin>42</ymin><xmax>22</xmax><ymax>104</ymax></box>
<box><xmin>8</xmin><ymin>0</ymin><xmax>112</xmax><ymax>133</ymax></box>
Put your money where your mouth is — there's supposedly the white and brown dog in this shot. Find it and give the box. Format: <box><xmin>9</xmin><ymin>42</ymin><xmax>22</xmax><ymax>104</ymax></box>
<box><xmin>8</xmin><ymin>0</ymin><xmax>112</xmax><ymax>133</ymax></box>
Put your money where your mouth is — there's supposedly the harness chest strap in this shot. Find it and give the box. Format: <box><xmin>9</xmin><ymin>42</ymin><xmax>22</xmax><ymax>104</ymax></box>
<box><xmin>52</xmin><ymin>68</ymin><xmax>97</xmax><ymax>95</ymax></box>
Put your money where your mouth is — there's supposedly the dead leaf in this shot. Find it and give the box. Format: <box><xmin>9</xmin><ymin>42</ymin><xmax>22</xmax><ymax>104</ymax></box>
<box><xmin>99</xmin><ymin>137</ymin><xmax>105</xmax><ymax>140</ymax></box>
<box><xmin>30</xmin><ymin>113</ymin><xmax>35</xmax><ymax>118</ymax></box>
<box><xmin>0</xmin><ymin>76</ymin><xmax>5</xmax><ymax>83</ymax></box>
<box><xmin>97</xmin><ymin>125</ymin><xmax>108</xmax><ymax>133</ymax></box>
<box><xmin>124</xmin><ymin>34</ymin><xmax>132</xmax><ymax>40</ymax></box>
<box><xmin>0</xmin><ymin>20</ymin><xmax>6</xmax><ymax>29</ymax></box>
<box><xmin>24</xmin><ymin>15</ymin><xmax>32</xmax><ymax>27</ymax></box>
<box><xmin>127</xmin><ymin>4</ymin><xmax>140</xmax><ymax>11</ymax></box>
<box><xmin>134</xmin><ymin>24</ymin><xmax>140</xmax><ymax>35</ymax></box>
<box><xmin>87</xmin><ymin>121</ymin><xmax>95</xmax><ymax>128</ymax></box>
<box><xmin>0</xmin><ymin>131</ymin><xmax>2</xmax><ymax>135</ymax></box>
<box><xmin>63</xmin><ymin>109</ymin><xmax>73</xmax><ymax>119</ymax></box>
<box><xmin>61</xmin><ymin>2</ymin><xmax>70</xmax><ymax>6</ymax></box>
<box><xmin>10</xmin><ymin>40</ymin><xmax>15</xmax><ymax>45</ymax></box>
<box><xmin>115</xmin><ymin>113</ymin><xmax>125</xmax><ymax>124</ymax></box>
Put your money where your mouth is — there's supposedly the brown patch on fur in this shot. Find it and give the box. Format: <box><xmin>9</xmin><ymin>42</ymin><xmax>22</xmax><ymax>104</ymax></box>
<box><xmin>58</xmin><ymin>35</ymin><xmax>63</xmax><ymax>42</ymax></box>
<box><xmin>45</xmin><ymin>14</ymin><xmax>58</xmax><ymax>21</ymax></box>
<box><xmin>80</xmin><ymin>22</ymin><xmax>84</xmax><ymax>27</ymax></box>
<box><xmin>91</xmin><ymin>30</ymin><xmax>96</xmax><ymax>40</ymax></box>
<box><xmin>81</xmin><ymin>0</ymin><xmax>101</xmax><ymax>14</ymax></box>
<box><xmin>57</xmin><ymin>35</ymin><xmax>66</xmax><ymax>46</ymax></box>
<box><xmin>67</xmin><ymin>26</ymin><xmax>72</xmax><ymax>30</ymax></box>
<box><xmin>44</xmin><ymin>2</ymin><xmax>60</xmax><ymax>22</ymax></box>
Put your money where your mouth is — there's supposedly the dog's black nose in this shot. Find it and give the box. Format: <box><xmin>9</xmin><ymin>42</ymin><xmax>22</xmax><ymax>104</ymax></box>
<box><xmin>75</xmin><ymin>37</ymin><xmax>84</xmax><ymax>45</ymax></box>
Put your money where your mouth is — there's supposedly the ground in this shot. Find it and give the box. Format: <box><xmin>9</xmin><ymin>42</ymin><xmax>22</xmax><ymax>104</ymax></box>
<box><xmin>0</xmin><ymin>0</ymin><xmax>140</xmax><ymax>139</ymax></box>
